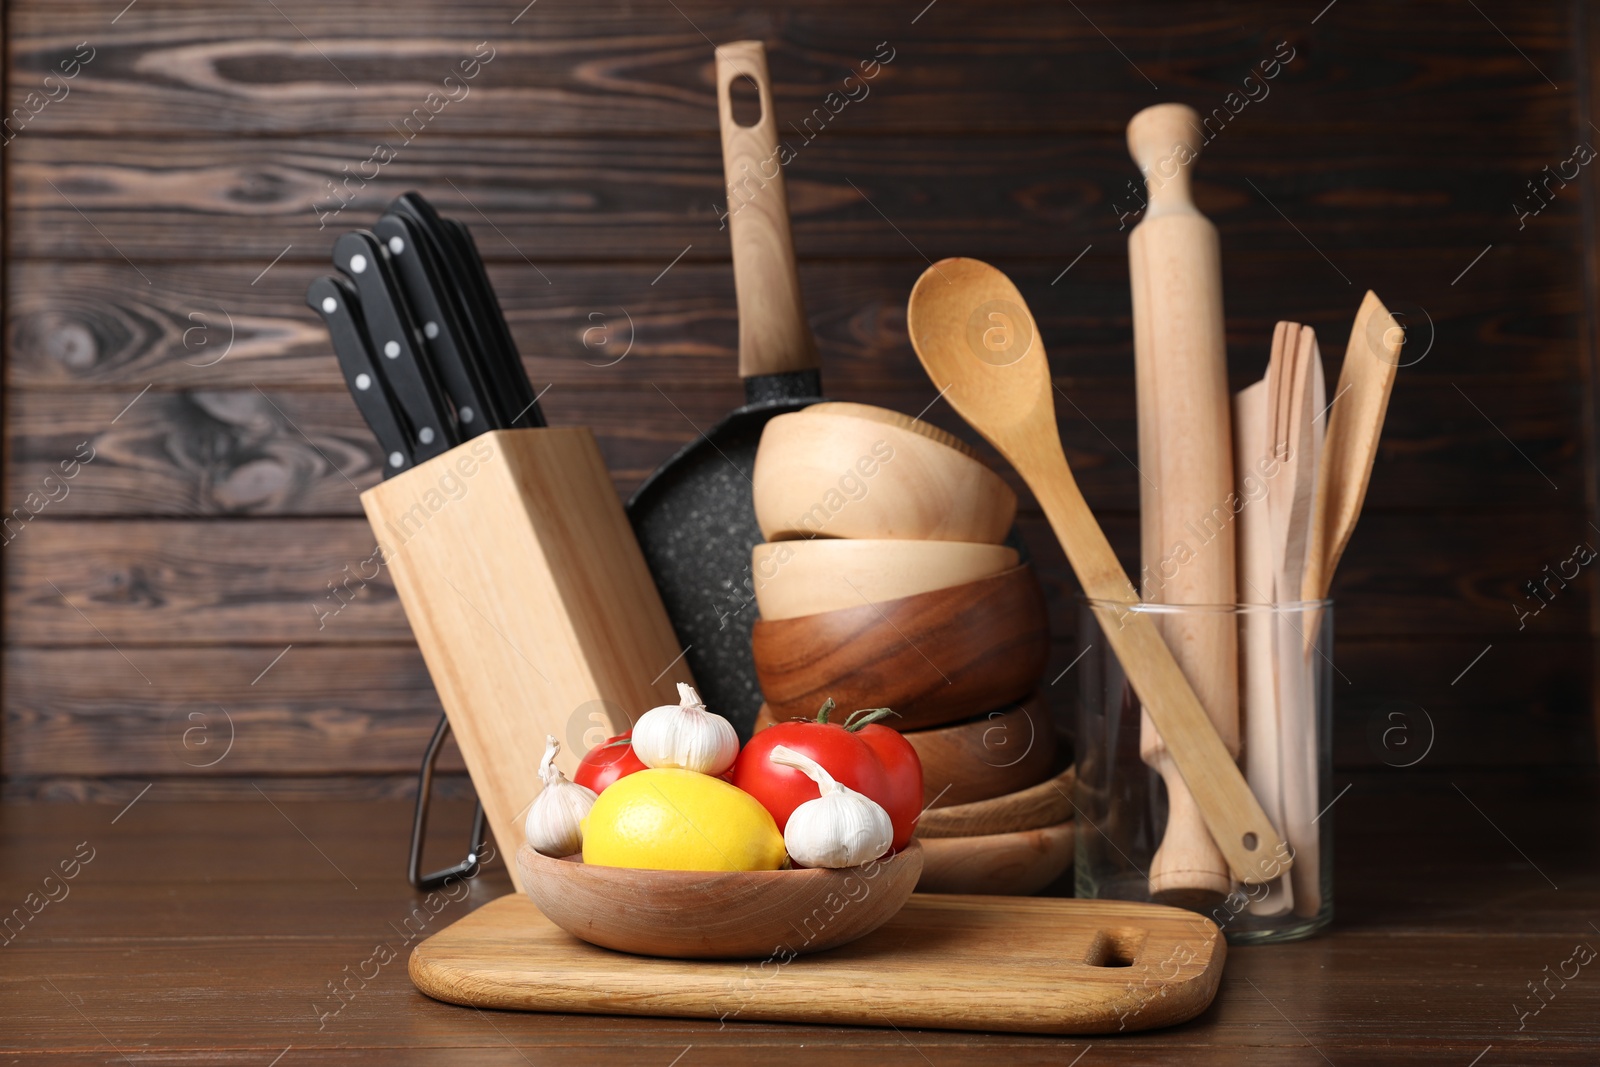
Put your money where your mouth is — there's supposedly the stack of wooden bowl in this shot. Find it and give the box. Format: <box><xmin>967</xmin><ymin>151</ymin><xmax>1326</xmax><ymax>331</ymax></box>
<box><xmin>747</xmin><ymin>402</ymin><xmax>1075</xmax><ymax>895</ymax></box>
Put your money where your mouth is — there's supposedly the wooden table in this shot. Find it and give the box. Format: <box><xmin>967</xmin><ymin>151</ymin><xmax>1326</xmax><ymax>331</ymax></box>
<box><xmin>2</xmin><ymin>769</ymin><xmax>1596</xmax><ymax>1064</ymax></box>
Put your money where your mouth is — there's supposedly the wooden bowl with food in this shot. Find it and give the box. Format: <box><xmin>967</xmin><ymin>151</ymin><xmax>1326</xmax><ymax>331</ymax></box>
<box><xmin>516</xmin><ymin>842</ymin><xmax>923</xmax><ymax>959</ymax></box>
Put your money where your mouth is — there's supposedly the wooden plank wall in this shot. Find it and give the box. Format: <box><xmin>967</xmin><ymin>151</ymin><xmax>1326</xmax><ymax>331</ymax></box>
<box><xmin>3</xmin><ymin>0</ymin><xmax>1595</xmax><ymax>800</ymax></box>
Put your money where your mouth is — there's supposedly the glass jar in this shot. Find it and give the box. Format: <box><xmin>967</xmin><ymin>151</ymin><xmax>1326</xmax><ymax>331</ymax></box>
<box><xmin>1073</xmin><ymin>598</ymin><xmax>1333</xmax><ymax>944</ymax></box>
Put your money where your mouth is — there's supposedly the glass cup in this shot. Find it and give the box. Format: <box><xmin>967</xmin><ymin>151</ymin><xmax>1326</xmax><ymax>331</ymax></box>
<box><xmin>1073</xmin><ymin>598</ymin><xmax>1333</xmax><ymax>944</ymax></box>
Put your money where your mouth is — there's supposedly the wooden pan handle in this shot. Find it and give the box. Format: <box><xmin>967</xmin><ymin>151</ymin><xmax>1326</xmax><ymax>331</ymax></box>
<box><xmin>1126</xmin><ymin>103</ymin><xmax>1206</xmax><ymax>218</ymax></box>
<box><xmin>716</xmin><ymin>40</ymin><xmax>819</xmax><ymax>380</ymax></box>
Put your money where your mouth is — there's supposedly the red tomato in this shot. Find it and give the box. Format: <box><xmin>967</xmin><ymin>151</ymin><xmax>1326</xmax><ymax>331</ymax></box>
<box><xmin>573</xmin><ymin>733</ymin><xmax>648</xmax><ymax>794</ymax></box>
<box><xmin>852</xmin><ymin>723</ymin><xmax>923</xmax><ymax>852</ymax></box>
<box><xmin>731</xmin><ymin>702</ymin><xmax>922</xmax><ymax>852</ymax></box>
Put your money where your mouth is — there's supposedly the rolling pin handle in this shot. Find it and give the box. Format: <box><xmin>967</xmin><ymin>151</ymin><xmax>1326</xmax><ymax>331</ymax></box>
<box><xmin>1126</xmin><ymin>102</ymin><xmax>1206</xmax><ymax>218</ymax></box>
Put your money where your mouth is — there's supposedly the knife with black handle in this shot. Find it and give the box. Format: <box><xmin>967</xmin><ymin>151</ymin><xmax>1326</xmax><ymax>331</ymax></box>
<box><xmin>333</xmin><ymin>230</ymin><xmax>457</xmax><ymax>460</ymax></box>
<box><xmin>442</xmin><ymin>217</ymin><xmax>545</xmax><ymax>428</ymax></box>
<box><xmin>388</xmin><ymin>192</ymin><xmax>544</xmax><ymax>429</ymax></box>
<box><xmin>373</xmin><ymin>211</ymin><xmax>498</xmax><ymax>436</ymax></box>
<box><xmin>306</xmin><ymin>274</ymin><xmax>414</xmax><ymax>478</ymax></box>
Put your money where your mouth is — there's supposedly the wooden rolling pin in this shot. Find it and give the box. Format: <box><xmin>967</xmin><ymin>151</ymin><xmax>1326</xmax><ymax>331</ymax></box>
<box><xmin>1126</xmin><ymin>103</ymin><xmax>1240</xmax><ymax>908</ymax></box>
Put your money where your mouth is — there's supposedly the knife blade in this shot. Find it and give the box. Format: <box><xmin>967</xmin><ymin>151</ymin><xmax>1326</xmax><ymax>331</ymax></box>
<box><xmin>373</xmin><ymin>211</ymin><xmax>497</xmax><ymax>436</ymax></box>
<box><xmin>333</xmin><ymin>230</ymin><xmax>457</xmax><ymax>460</ymax></box>
<box><xmin>305</xmin><ymin>274</ymin><xmax>414</xmax><ymax>478</ymax></box>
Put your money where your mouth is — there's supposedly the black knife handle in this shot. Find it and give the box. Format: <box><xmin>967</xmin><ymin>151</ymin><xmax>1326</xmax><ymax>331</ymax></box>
<box><xmin>388</xmin><ymin>192</ymin><xmax>544</xmax><ymax>429</ymax></box>
<box><xmin>306</xmin><ymin>275</ymin><xmax>414</xmax><ymax>478</ymax></box>
<box><xmin>373</xmin><ymin>212</ymin><xmax>496</xmax><ymax>436</ymax></box>
<box><xmin>333</xmin><ymin>230</ymin><xmax>456</xmax><ymax>460</ymax></box>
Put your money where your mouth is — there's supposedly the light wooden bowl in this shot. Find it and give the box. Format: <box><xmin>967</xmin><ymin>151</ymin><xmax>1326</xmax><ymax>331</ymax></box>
<box><xmin>751</xmin><ymin>539</ymin><xmax>1019</xmax><ymax>621</ymax></box>
<box><xmin>751</xmin><ymin>564</ymin><xmax>1049</xmax><ymax>730</ymax></box>
<box><xmin>516</xmin><ymin>841</ymin><xmax>923</xmax><ymax>960</ymax></box>
<box><xmin>915</xmin><ymin>821</ymin><xmax>1074</xmax><ymax>896</ymax></box>
<box><xmin>915</xmin><ymin>763</ymin><xmax>1077</xmax><ymax>838</ymax></box>
<box><xmin>752</xmin><ymin>406</ymin><xmax>1017</xmax><ymax>543</ymax></box>
<box><xmin>909</xmin><ymin>696</ymin><xmax>1059</xmax><ymax>807</ymax></box>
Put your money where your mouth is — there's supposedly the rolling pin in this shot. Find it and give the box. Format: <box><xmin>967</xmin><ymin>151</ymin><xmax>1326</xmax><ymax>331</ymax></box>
<box><xmin>1126</xmin><ymin>103</ymin><xmax>1240</xmax><ymax>909</ymax></box>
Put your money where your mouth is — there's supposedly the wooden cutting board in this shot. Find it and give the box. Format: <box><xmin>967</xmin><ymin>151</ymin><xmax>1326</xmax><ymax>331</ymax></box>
<box><xmin>409</xmin><ymin>893</ymin><xmax>1225</xmax><ymax>1034</ymax></box>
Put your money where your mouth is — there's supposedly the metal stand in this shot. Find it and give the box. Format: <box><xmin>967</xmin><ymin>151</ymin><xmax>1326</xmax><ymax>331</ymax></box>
<box><xmin>408</xmin><ymin>712</ymin><xmax>488</xmax><ymax>891</ymax></box>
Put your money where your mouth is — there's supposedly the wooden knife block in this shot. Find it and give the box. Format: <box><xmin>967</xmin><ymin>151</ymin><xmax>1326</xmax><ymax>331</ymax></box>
<box><xmin>361</xmin><ymin>429</ymin><xmax>693</xmax><ymax>892</ymax></box>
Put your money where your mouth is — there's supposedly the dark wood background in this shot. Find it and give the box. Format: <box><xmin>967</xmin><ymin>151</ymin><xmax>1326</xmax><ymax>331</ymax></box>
<box><xmin>4</xmin><ymin>0</ymin><xmax>1596</xmax><ymax>802</ymax></box>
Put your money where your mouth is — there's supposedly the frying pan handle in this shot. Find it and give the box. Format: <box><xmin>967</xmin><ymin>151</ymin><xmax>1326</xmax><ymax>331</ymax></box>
<box><xmin>716</xmin><ymin>40</ymin><xmax>819</xmax><ymax>380</ymax></box>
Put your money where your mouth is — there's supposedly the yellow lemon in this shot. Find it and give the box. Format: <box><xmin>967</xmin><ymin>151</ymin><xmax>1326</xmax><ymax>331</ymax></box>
<box><xmin>582</xmin><ymin>768</ymin><xmax>785</xmax><ymax>872</ymax></box>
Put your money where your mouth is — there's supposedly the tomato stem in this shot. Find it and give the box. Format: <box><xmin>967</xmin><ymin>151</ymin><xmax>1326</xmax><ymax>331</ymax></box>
<box><xmin>843</xmin><ymin>707</ymin><xmax>898</xmax><ymax>732</ymax></box>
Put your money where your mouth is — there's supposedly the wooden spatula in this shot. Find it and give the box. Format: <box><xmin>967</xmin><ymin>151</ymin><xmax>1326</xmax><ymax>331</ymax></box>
<box><xmin>1302</xmin><ymin>291</ymin><xmax>1403</xmax><ymax>602</ymax></box>
<box><xmin>907</xmin><ymin>257</ymin><xmax>1290</xmax><ymax>885</ymax></box>
<box><xmin>1279</xmin><ymin>292</ymin><xmax>1398</xmax><ymax>918</ymax></box>
<box><xmin>1273</xmin><ymin>324</ymin><xmax>1326</xmax><ymax>917</ymax></box>
<box><xmin>1235</xmin><ymin>375</ymin><xmax>1293</xmax><ymax>917</ymax></box>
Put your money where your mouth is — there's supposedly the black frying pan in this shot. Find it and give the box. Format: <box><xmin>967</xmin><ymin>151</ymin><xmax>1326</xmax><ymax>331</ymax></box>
<box><xmin>627</xmin><ymin>41</ymin><xmax>824</xmax><ymax>737</ymax></box>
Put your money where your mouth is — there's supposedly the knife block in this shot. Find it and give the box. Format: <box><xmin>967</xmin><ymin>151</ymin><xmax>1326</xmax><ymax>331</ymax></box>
<box><xmin>361</xmin><ymin>429</ymin><xmax>694</xmax><ymax>892</ymax></box>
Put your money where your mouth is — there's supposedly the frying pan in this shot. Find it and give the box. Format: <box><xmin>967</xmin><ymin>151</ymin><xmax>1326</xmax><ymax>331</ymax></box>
<box><xmin>627</xmin><ymin>40</ymin><xmax>824</xmax><ymax>737</ymax></box>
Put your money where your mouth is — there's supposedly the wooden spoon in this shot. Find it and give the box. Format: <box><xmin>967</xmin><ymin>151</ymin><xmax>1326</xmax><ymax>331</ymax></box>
<box><xmin>906</xmin><ymin>257</ymin><xmax>1290</xmax><ymax>885</ymax></box>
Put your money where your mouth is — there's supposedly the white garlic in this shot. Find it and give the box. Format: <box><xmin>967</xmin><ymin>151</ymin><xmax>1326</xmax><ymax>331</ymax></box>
<box><xmin>630</xmin><ymin>682</ymin><xmax>739</xmax><ymax>775</ymax></box>
<box><xmin>524</xmin><ymin>735</ymin><xmax>596</xmax><ymax>857</ymax></box>
<box><xmin>768</xmin><ymin>744</ymin><xmax>893</xmax><ymax>869</ymax></box>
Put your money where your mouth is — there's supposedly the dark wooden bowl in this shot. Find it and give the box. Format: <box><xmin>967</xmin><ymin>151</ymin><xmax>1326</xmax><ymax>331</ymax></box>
<box><xmin>915</xmin><ymin>763</ymin><xmax>1077</xmax><ymax>838</ymax></box>
<box><xmin>516</xmin><ymin>841</ymin><xmax>923</xmax><ymax>960</ymax></box>
<box><xmin>915</xmin><ymin>821</ymin><xmax>1075</xmax><ymax>896</ymax></box>
<box><xmin>751</xmin><ymin>564</ymin><xmax>1049</xmax><ymax>730</ymax></box>
<box><xmin>908</xmin><ymin>695</ymin><xmax>1060</xmax><ymax>807</ymax></box>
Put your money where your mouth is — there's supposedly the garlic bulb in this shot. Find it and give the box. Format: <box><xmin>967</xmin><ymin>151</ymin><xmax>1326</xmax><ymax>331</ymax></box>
<box><xmin>630</xmin><ymin>682</ymin><xmax>739</xmax><ymax>775</ymax></box>
<box><xmin>768</xmin><ymin>744</ymin><xmax>893</xmax><ymax>869</ymax></box>
<box><xmin>524</xmin><ymin>735</ymin><xmax>596</xmax><ymax>857</ymax></box>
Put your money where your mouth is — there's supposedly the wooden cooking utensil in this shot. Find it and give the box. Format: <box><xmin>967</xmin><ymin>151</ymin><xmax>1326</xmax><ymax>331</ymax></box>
<box><xmin>914</xmin><ymin>763</ymin><xmax>1076</xmax><ymax>838</ymax></box>
<box><xmin>515</xmin><ymin>842</ymin><xmax>922</xmax><ymax>959</ymax></box>
<box><xmin>1235</xmin><ymin>376</ymin><xmax>1293</xmax><ymax>918</ymax></box>
<box><xmin>1125</xmin><ymin>102</ymin><xmax>1240</xmax><ymax>908</ymax></box>
<box><xmin>1303</xmin><ymin>291</ymin><xmax>1404</xmax><ymax>602</ymax></box>
<box><xmin>362</xmin><ymin>430</ymin><xmax>693</xmax><ymax>894</ymax></box>
<box><xmin>1272</xmin><ymin>326</ymin><xmax>1326</xmax><ymax>916</ymax></box>
<box><xmin>750</xmin><ymin>538</ymin><xmax>1018</xmax><ymax>621</ymax></box>
<box><xmin>1280</xmin><ymin>292</ymin><xmax>1400</xmax><ymax>918</ymax></box>
<box><xmin>907</xmin><ymin>257</ymin><xmax>1289</xmax><ymax>885</ymax></box>
<box><xmin>410</xmin><ymin>890</ymin><xmax>1225</xmax><ymax>1033</ymax></box>
<box><xmin>750</xmin><ymin>563</ymin><xmax>1049</xmax><ymax>729</ymax></box>
<box><xmin>914</xmin><ymin>820</ymin><xmax>1076</xmax><ymax>895</ymax></box>
<box><xmin>1268</xmin><ymin>324</ymin><xmax>1322</xmax><ymax>601</ymax></box>
<box><xmin>752</xmin><ymin>407</ymin><xmax>1017</xmax><ymax>543</ymax></box>
<box><xmin>626</xmin><ymin>39</ymin><xmax>826</xmax><ymax>736</ymax></box>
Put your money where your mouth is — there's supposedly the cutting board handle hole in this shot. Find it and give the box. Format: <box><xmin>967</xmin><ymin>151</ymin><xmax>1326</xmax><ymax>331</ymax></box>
<box><xmin>1242</xmin><ymin>832</ymin><xmax>1258</xmax><ymax>851</ymax></box>
<box><xmin>729</xmin><ymin>75</ymin><xmax>763</xmax><ymax>128</ymax></box>
<box><xmin>1082</xmin><ymin>927</ymin><xmax>1144</xmax><ymax>968</ymax></box>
